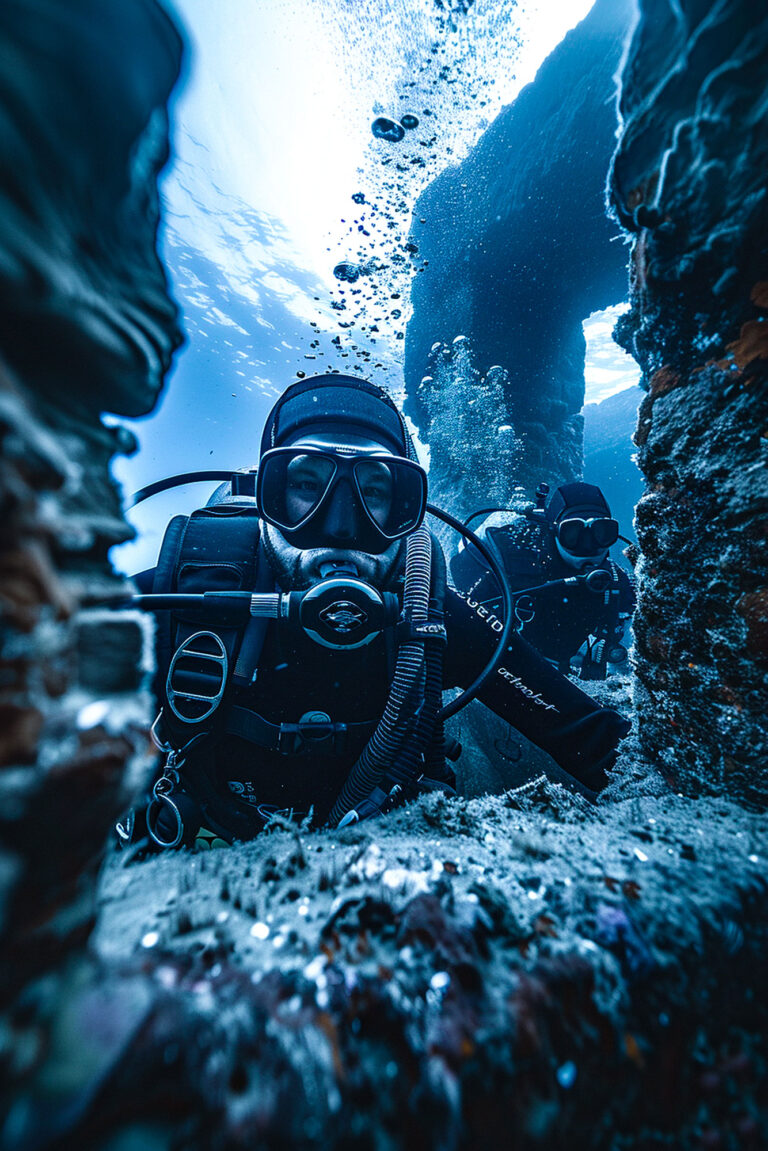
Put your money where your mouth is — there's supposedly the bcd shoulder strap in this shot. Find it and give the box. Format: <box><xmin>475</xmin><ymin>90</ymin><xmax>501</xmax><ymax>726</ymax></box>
<box><xmin>152</xmin><ymin>505</ymin><xmax>264</xmax><ymax>743</ymax></box>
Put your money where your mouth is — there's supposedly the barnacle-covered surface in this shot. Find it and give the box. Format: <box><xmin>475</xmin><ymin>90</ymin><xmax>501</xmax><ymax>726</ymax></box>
<box><xmin>608</xmin><ymin>0</ymin><xmax>768</xmax><ymax>804</ymax></box>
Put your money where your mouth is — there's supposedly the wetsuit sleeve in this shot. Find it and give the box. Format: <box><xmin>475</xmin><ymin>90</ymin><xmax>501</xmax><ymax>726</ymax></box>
<box><xmin>618</xmin><ymin>566</ymin><xmax>637</xmax><ymax>614</ymax></box>
<box><xmin>443</xmin><ymin>587</ymin><xmax>630</xmax><ymax>791</ymax></box>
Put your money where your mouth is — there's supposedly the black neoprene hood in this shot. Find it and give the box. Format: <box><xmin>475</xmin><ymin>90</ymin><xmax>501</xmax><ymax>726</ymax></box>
<box><xmin>260</xmin><ymin>375</ymin><xmax>411</xmax><ymax>458</ymax></box>
<box><xmin>545</xmin><ymin>482</ymin><xmax>611</xmax><ymax>523</ymax></box>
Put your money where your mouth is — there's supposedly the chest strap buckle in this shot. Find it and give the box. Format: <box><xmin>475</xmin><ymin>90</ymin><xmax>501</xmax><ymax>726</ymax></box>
<box><xmin>278</xmin><ymin>711</ymin><xmax>347</xmax><ymax>755</ymax></box>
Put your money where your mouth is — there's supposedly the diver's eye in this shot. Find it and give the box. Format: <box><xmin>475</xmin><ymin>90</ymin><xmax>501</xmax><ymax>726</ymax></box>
<box><xmin>285</xmin><ymin>456</ymin><xmax>334</xmax><ymax>494</ymax></box>
<box><xmin>288</xmin><ymin>477</ymin><xmax>323</xmax><ymax>493</ymax></box>
<box><xmin>361</xmin><ymin>483</ymin><xmax>389</xmax><ymax>502</ymax></box>
<box><xmin>356</xmin><ymin>462</ymin><xmax>393</xmax><ymax>501</ymax></box>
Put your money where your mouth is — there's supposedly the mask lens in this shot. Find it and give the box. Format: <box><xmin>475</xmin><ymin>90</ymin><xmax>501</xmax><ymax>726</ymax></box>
<box><xmin>355</xmin><ymin>459</ymin><xmax>425</xmax><ymax>537</ymax></box>
<box><xmin>592</xmin><ymin>518</ymin><xmax>619</xmax><ymax>549</ymax></box>
<box><xmin>557</xmin><ymin>517</ymin><xmax>586</xmax><ymax>553</ymax></box>
<box><xmin>260</xmin><ymin>451</ymin><xmax>335</xmax><ymax>528</ymax></box>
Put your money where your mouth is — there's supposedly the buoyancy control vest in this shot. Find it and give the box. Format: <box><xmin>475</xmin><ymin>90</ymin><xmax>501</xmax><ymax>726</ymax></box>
<box><xmin>151</xmin><ymin>503</ymin><xmax>263</xmax><ymax>727</ymax></box>
<box><xmin>142</xmin><ymin>496</ymin><xmax>453</xmax><ymax>843</ymax></box>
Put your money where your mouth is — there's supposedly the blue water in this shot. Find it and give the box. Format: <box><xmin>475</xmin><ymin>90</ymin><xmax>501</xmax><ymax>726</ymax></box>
<box><xmin>111</xmin><ymin>0</ymin><xmax>636</xmax><ymax>576</ymax></box>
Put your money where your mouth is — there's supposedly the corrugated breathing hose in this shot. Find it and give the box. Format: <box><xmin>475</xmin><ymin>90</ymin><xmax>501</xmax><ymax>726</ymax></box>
<box><xmin>422</xmin><ymin>533</ymin><xmax>448</xmax><ymax>777</ymax></box>
<box><xmin>387</xmin><ymin>531</ymin><xmax>447</xmax><ymax>786</ymax></box>
<box><xmin>327</xmin><ymin>523</ymin><xmax>432</xmax><ymax>826</ymax></box>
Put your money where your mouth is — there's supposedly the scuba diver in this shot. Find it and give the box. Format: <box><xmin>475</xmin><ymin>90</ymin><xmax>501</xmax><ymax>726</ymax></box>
<box><xmin>118</xmin><ymin>375</ymin><xmax>631</xmax><ymax>852</ymax></box>
<box><xmin>450</xmin><ymin>482</ymin><xmax>636</xmax><ymax>679</ymax></box>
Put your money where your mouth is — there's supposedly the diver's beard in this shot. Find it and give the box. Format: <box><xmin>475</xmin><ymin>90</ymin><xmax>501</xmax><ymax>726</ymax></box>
<box><xmin>554</xmin><ymin>537</ymin><xmax>609</xmax><ymax>572</ymax></box>
<box><xmin>262</xmin><ymin>522</ymin><xmax>404</xmax><ymax>591</ymax></box>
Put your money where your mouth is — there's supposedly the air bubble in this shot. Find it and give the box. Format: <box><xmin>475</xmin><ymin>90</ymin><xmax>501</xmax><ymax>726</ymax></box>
<box><xmin>372</xmin><ymin>117</ymin><xmax>405</xmax><ymax>143</ymax></box>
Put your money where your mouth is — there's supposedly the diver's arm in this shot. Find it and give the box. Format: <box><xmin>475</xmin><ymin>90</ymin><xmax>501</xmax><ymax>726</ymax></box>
<box><xmin>443</xmin><ymin>587</ymin><xmax>630</xmax><ymax>791</ymax></box>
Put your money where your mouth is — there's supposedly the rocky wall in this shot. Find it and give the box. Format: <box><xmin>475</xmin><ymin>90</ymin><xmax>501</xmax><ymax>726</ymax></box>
<box><xmin>1</xmin><ymin>2</ymin><xmax>768</xmax><ymax>1149</ymax></box>
<box><xmin>0</xmin><ymin>0</ymin><xmax>182</xmax><ymax>1137</ymax></box>
<box><xmin>404</xmin><ymin>0</ymin><xmax>635</xmax><ymax>515</ymax></box>
<box><xmin>608</xmin><ymin>0</ymin><xmax>768</xmax><ymax>805</ymax></box>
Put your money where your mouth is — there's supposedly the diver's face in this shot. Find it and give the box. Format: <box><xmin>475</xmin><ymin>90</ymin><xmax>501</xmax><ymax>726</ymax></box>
<box><xmin>554</xmin><ymin>537</ymin><xmax>609</xmax><ymax>572</ymax></box>
<box><xmin>263</xmin><ymin>432</ymin><xmax>405</xmax><ymax>590</ymax></box>
<box><xmin>284</xmin><ymin>452</ymin><xmax>394</xmax><ymax>534</ymax></box>
<box><xmin>263</xmin><ymin>523</ymin><xmax>403</xmax><ymax>590</ymax></box>
<box><xmin>553</xmin><ymin>512</ymin><xmax>615</xmax><ymax>571</ymax></box>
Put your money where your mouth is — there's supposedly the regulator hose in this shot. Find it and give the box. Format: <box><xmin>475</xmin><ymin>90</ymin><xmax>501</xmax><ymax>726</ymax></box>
<box><xmin>327</xmin><ymin>523</ymin><xmax>432</xmax><ymax>827</ymax></box>
<box><xmin>427</xmin><ymin>503</ymin><xmax>516</xmax><ymax>722</ymax></box>
<box><xmin>402</xmin><ymin>532</ymin><xmax>447</xmax><ymax>781</ymax></box>
<box><xmin>423</xmin><ymin>533</ymin><xmax>448</xmax><ymax>777</ymax></box>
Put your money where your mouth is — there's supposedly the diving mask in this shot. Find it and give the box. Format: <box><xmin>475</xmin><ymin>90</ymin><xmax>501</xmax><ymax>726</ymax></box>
<box><xmin>257</xmin><ymin>444</ymin><xmax>427</xmax><ymax>554</ymax></box>
<box><xmin>555</xmin><ymin>516</ymin><xmax>619</xmax><ymax>556</ymax></box>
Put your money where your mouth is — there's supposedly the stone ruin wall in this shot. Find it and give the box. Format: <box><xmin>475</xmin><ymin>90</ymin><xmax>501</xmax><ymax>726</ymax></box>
<box><xmin>0</xmin><ymin>1</ymin><xmax>766</xmax><ymax>1148</ymax></box>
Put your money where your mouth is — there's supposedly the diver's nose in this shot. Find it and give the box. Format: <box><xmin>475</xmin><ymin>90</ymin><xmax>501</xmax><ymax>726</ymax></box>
<box><xmin>322</xmin><ymin>479</ymin><xmax>361</xmax><ymax>542</ymax></box>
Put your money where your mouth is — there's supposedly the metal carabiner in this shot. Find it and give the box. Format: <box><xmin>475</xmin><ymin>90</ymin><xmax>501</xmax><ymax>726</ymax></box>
<box><xmin>150</xmin><ymin>711</ymin><xmax>173</xmax><ymax>753</ymax></box>
<box><xmin>146</xmin><ymin>753</ymin><xmax>186</xmax><ymax>849</ymax></box>
<box><xmin>147</xmin><ymin>787</ymin><xmax>185</xmax><ymax>849</ymax></box>
<box><xmin>145</xmin><ymin>731</ymin><xmax>209</xmax><ymax>849</ymax></box>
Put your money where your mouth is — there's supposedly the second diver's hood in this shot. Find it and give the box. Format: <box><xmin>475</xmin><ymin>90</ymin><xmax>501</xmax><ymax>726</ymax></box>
<box><xmin>544</xmin><ymin>482</ymin><xmax>611</xmax><ymax>524</ymax></box>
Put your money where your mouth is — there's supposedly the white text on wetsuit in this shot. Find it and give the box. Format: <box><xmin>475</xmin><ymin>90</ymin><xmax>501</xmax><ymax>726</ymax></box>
<box><xmin>454</xmin><ymin>586</ymin><xmax>559</xmax><ymax>713</ymax></box>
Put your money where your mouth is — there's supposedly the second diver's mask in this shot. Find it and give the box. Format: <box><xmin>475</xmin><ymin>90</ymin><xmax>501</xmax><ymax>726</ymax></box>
<box><xmin>257</xmin><ymin>441</ymin><xmax>427</xmax><ymax>555</ymax></box>
<box><xmin>554</xmin><ymin>515</ymin><xmax>619</xmax><ymax>557</ymax></box>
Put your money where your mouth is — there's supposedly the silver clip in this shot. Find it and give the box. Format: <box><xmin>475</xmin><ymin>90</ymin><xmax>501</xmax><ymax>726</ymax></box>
<box><xmin>150</xmin><ymin>711</ymin><xmax>172</xmax><ymax>752</ymax></box>
<box><xmin>147</xmin><ymin>790</ymin><xmax>184</xmax><ymax>849</ymax></box>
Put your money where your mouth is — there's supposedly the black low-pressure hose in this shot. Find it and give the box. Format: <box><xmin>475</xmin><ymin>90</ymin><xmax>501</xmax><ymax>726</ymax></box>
<box><xmin>419</xmin><ymin>533</ymin><xmax>448</xmax><ymax>772</ymax></box>
<box><xmin>131</xmin><ymin>471</ymin><xmax>241</xmax><ymax>507</ymax></box>
<box><xmin>327</xmin><ymin>524</ymin><xmax>432</xmax><ymax>827</ymax></box>
<box><xmin>427</xmin><ymin>503</ymin><xmax>516</xmax><ymax>722</ymax></box>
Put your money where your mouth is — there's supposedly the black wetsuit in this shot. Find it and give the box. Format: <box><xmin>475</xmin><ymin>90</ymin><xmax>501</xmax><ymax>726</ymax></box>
<box><xmin>451</xmin><ymin>514</ymin><xmax>635</xmax><ymax>674</ymax></box>
<box><xmin>138</xmin><ymin>553</ymin><xmax>630</xmax><ymax>830</ymax></box>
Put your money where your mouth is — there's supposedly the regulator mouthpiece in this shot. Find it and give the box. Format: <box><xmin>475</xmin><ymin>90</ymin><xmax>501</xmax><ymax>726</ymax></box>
<box><xmin>318</xmin><ymin>560</ymin><xmax>359</xmax><ymax>579</ymax></box>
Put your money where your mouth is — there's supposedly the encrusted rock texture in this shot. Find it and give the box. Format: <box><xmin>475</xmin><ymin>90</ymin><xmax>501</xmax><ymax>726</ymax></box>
<box><xmin>0</xmin><ymin>0</ymin><xmax>182</xmax><ymax>1140</ymax></box>
<box><xmin>1</xmin><ymin>1</ymin><xmax>768</xmax><ymax>1150</ymax></box>
<box><xmin>403</xmin><ymin>0</ymin><xmax>635</xmax><ymax>513</ymax></box>
<box><xmin>85</xmin><ymin>787</ymin><xmax>765</xmax><ymax>1151</ymax></box>
<box><xmin>608</xmin><ymin>0</ymin><xmax>768</xmax><ymax>805</ymax></box>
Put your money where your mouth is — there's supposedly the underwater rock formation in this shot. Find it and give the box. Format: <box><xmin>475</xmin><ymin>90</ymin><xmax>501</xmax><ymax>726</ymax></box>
<box><xmin>609</xmin><ymin>0</ymin><xmax>768</xmax><ymax>805</ymax></box>
<box><xmin>0</xmin><ymin>0</ymin><xmax>182</xmax><ymax>417</ymax></box>
<box><xmin>1</xmin><ymin>0</ymin><xmax>767</xmax><ymax>1148</ymax></box>
<box><xmin>404</xmin><ymin>0</ymin><xmax>635</xmax><ymax>508</ymax></box>
<box><xmin>0</xmin><ymin>0</ymin><xmax>182</xmax><ymax>1138</ymax></box>
<box><xmin>85</xmin><ymin>789</ymin><xmax>766</xmax><ymax>1151</ymax></box>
